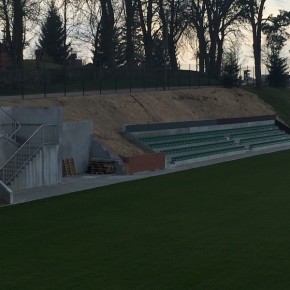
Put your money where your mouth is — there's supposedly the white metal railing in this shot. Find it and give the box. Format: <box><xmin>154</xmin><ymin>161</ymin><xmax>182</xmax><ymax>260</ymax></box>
<box><xmin>0</xmin><ymin>124</ymin><xmax>57</xmax><ymax>185</ymax></box>
<box><xmin>0</xmin><ymin>107</ymin><xmax>21</xmax><ymax>146</ymax></box>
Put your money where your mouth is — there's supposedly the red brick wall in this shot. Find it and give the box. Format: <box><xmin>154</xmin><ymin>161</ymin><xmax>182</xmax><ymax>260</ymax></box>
<box><xmin>120</xmin><ymin>152</ymin><xmax>165</xmax><ymax>174</ymax></box>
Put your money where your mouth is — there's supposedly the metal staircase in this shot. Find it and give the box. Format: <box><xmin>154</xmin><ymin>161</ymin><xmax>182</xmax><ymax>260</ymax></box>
<box><xmin>0</xmin><ymin>107</ymin><xmax>21</xmax><ymax>146</ymax></box>
<box><xmin>0</xmin><ymin>116</ymin><xmax>57</xmax><ymax>186</ymax></box>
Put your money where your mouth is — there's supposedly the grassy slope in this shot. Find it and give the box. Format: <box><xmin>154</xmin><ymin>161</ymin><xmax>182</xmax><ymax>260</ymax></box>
<box><xmin>245</xmin><ymin>87</ymin><xmax>290</xmax><ymax>125</ymax></box>
<box><xmin>1</xmin><ymin>150</ymin><xmax>290</xmax><ymax>289</ymax></box>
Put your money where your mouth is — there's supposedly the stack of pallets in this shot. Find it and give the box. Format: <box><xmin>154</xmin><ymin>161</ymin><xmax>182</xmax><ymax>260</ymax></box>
<box><xmin>88</xmin><ymin>159</ymin><xmax>116</xmax><ymax>174</ymax></box>
<box><xmin>63</xmin><ymin>158</ymin><xmax>76</xmax><ymax>176</ymax></box>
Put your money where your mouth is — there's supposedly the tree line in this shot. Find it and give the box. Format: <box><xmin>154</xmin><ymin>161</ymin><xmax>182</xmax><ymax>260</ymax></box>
<box><xmin>0</xmin><ymin>0</ymin><xmax>290</xmax><ymax>88</ymax></box>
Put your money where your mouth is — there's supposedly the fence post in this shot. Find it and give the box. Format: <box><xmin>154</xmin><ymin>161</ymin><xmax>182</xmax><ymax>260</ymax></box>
<box><xmin>63</xmin><ymin>64</ymin><xmax>67</xmax><ymax>96</ymax></box>
<box><xmin>82</xmin><ymin>67</ymin><xmax>85</xmax><ymax>96</ymax></box>
<box><xmin>129</xmin><ymin>70</ymin><xmax>132</xmax><ymax>93</ymax></box>
<box><xmin>99</xmin><ymin>77</ymin><xmax>102</xmax><ymax>95</ymax></box>
<box><xmin>115</xmin><ymin>68</ymin><xmax>118</xmax><ymax>93</ymax></box>
<box><xmin>43</xmin><ymin>60</ymin><xmax>47</xmax><ymax>98</ymax></box>
<box><xmin>207</xmin><ymin>72</ymin><xmax>210</xmax><ymax>86</ymax></box>
<box><xmin>199</xmin><ymin>69</ymin><xmax>201</xmax><ymax>88</ymax></box>
<box><xmin>21</xmin><ymin>65</ymin><xmax>24</xmax><ymax>100</ymax></box>
<box><xmin>143</xmin><ymin>68</ymin><xmax>146</xmax><ymax>91</ymax></box>
<box><xmin>188</xmin><ymin>64</ymin><xmax>191</xmax><ymax>89</ymax></box>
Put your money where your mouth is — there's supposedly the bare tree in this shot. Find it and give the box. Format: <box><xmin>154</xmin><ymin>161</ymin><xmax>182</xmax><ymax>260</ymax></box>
<box><xmin>205</xmin><ymin>0</ymin><xmax>242</xmax><ymax>77</ymax></box>
<box><xmin>136</xmin><ymin>0</ymin><xmax>156</xmax><ymax>68</ymax></box>
<box><xmin>123</xmin><ymin>0</ymin><xmax>136</xmax><ymax>68</ymax></box>
<box><xmin>241</xmin><ymin>0</ymin><xmax>267</xmax><ymax>88</ymax></box>
<box><xmin>158</xmin><ymin>0</ymin><xmax>188</xmax><ymax>70</ymax></box>
<box><xmin>0</xmin><ymin>0</ymin><xmax>40</xmax><ymax>67</ymax></box>
<box><xmin>188</xmin><ymin>0</ymin><xmax>208</xmax><ymax>73</ymax></box>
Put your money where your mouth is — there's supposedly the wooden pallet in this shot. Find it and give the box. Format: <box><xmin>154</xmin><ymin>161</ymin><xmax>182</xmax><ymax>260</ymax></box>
<box><xmin>63</xmin><ymin>158</ymin><xmax>76</xmax><ymax>176</ymax></box>
<box><xmin>88</xmin><ymin>159</ymin><xmax>115</xmax><ymax>175</ymax></box>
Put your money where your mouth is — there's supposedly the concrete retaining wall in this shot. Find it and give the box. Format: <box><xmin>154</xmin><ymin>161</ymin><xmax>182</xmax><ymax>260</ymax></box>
<box><xmin>62</xmin><ymin>121</ymin><xmax>92</xmax><ymax>174</ymax></box>
<box><xmin>12</xmin><ymin>107</ymin><xmax>62</xmax><ymax>125</ymax></box>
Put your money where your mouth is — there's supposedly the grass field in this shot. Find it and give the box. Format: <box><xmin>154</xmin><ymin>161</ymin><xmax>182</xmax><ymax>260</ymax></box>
<box><xmin>1</xmin><ymin>150</ymin><xmax>290</xmax><ymax>289</ymax></box>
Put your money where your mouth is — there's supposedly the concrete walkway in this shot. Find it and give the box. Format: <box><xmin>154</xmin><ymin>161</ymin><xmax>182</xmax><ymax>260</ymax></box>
<box><xmin>9</xmin><ymin>144</ymin><xmax>290</xmax><ymax>205</ymax></box>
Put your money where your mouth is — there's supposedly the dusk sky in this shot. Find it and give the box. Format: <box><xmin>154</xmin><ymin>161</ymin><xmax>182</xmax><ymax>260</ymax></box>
<box><xmin>179</xmin><ymin>0</ymin><xmax>290</xmax><ymax>72</ymax></box>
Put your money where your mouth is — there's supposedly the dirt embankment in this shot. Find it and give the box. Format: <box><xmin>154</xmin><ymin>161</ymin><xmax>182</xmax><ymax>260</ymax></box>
<box><xmin>0</xmin><ymin>88</ymin><xmax>275</xmax><ymax>156</ymax></box>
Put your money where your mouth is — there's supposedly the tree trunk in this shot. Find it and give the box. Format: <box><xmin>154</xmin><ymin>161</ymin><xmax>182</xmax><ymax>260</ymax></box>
<box><xmin>1</xmin><ymin>0</ymin><xmax>12</xmax><ymax>51</ymax></box>
<box><xmin>196</xmin><ymin>28</ymin><xmax>207</xmax><ymax>74</ymax></box>
<box><xmin>250</xmin><ymin>0</ymin><xmax>266</xmax><ymax>89</ymax></box>
<box><xmin>168</xmin><ymin>38</ymin><xmax>177</xmax><ymax>70</ymax></box>
<box><xmin>216</xmin><ymin>36</ymin><xmax>224</xmax><ymax>76</ymax></box>
<box><xmin>12</xmin><ymin>0</ymin><xmax>24</xmax><ymax>67</ymax></box>
<box><xmin>253</xmin><ymin>33</ymin><xmax>262</xmax><ymax>88</ymax></box>
<box><xmin>124</xmin><ymin>0</ymin><xmax>135</xmax><ymax>68</ymax></box>
<box><xmin>137</xmin><ymin>0</ymin><xmax>153</xmax><ymax>68</ymax></box>
<box><xmin>100</xmin><ymin>0</ymin><xmax>115</xmax><ymax>68</ymax></box>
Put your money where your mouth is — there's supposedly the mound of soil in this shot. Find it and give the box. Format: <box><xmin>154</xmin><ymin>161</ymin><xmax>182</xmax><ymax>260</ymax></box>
<box><xmin>0</xmin><ymin>88</ymin><xmax>274</xmax><ymax>156</ymax></box>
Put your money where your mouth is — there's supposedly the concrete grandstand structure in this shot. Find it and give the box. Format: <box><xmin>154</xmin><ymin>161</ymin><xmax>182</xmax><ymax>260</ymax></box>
<box><xmin>0</xmin><ymin>106</ymin><xmax>122</xmax><ymax>204</ymax></box>
<box><xmin>124</xmin><ymin>115</ymin><xmax>290</xmax><ymax>168</ymax></box>
<box><xmin>1</xmin><ymin>103</ymin><xmax>290</xmax><ymax>205</ymax></box>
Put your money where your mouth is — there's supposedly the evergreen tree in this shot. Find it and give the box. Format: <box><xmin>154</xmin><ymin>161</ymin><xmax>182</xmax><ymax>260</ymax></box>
<box><xmin>38</xmin><ymin>1</ymin><xmax>70</xmax><ymax>65</ymax></box>
<box><xmin>266</xmin><ymin>53</ymin><xmax>289</xmax><ymax>87</ymax></box>
<box><xmin>263</xmin><ymin>11</ymin><xmax>290</xmax><ymax>87</ymax></box>
<box><xmin>222</xmin><ymin>52</ymin><xmax>240</xmax><ymax>88</ymax></box>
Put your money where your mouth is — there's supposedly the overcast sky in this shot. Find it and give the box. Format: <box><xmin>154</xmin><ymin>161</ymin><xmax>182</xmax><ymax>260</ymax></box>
<box><xmin>267</xmin><ymin>0</ymin><xmax>290</xmax><ymax>14</ymax></box>
<box><xmin>179</xmin><ymin>0</ymin><xmax>290</xmax><ymax>72</ymax></box>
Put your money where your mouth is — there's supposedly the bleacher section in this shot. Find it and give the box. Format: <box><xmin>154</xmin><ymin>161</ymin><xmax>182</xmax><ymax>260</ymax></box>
<box><xmin>124</xmin><ymin>116</ymin><xmax>290</xmax><ymax>168</ymax></box>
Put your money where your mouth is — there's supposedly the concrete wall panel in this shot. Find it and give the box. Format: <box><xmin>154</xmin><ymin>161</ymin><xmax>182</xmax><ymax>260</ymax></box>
<box><xmin>12</xmin><ymin>107</ymin><xmax>62</xmax><ymax>125</ymax></box>
<box><xmin>43</xmin><ymin>145</ymin><xmax>61</xmax><ymax>185</ymax></box>
<box><xmin>62</xmin><ymin>121</ymin><xmax>92</xmax><ymax>174</ymax></box>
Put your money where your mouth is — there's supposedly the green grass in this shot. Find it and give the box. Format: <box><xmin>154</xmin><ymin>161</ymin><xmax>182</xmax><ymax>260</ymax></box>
<box><xmin>244</xmin><ymin>86</ymin><xmax>290</xmax><ymax>126</ymax></box>
<box><xmin>2</xmin><ymin>150</ymin><xmax>290</xmax><ymax>289</ymax></box>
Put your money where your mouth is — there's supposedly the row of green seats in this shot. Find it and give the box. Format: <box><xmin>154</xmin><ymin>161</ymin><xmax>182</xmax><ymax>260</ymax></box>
<box><xmin>240</xmin><ymin>132</ymin><xmax>286</xmax><ymax>144</ymax></box>
<box><xmin>230</xmin><ymin>127</ymin><xmax>279</xmax><ymax>138</ymax></box>
<box><xmin>171</xmin><ymin>146</ymin><xmax>245</xmax><ymax>162</ymax></box>
<box><xmin>250</xmin><ymin>138</ymin><xmax>290</xmax><ymax>149</ymax></box>
<box><xmin>162</xmin><ymin>140</ymin><xmax>235</xmax><ymax>155</ymax></box>
<box><xmin>149</xmin><ymin>136</ymin><xmax>226</xmax><ymax>149</ymax></box>
<box><xmin>139</xmin><ymin>124</ymin><xmax>277</xmax><ymax>143</ymax></box>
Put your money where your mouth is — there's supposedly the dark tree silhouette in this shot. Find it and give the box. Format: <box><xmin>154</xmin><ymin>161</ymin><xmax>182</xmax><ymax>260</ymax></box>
<box><xmin>38</xmin><ymin>1</ymin><xmax>71</xmax><ymax>65</ymax></box>
<box><xmin>263</xmin><ymin>11</ymin><xmax>290</xmax><ymax>87</ymax></box>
